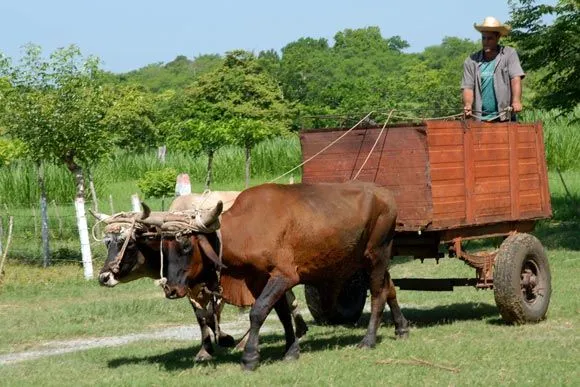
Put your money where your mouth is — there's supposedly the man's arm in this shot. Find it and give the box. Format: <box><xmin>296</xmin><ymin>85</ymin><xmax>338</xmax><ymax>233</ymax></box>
<box><xmin>510</xmin><ymin>76</ymin><xmax>522</xmax><ymax>112</ymax></box>
<box><xmin>463</xmin><ymin>89</ymin><xmax>474</xmax><ymax>116</ymax></box>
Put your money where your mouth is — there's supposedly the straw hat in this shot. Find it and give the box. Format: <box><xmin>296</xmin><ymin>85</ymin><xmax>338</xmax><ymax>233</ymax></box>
<box><xmin>474</xmin><ymin>16</ymin><xmax>511</xmax><ymax>36</ymax></box>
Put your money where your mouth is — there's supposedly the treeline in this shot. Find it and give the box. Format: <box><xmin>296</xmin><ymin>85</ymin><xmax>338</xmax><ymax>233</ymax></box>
<box><xmin>0</xmin><ymin>0</ymin><xmax>577</xmax><ymax>204</ymax></box>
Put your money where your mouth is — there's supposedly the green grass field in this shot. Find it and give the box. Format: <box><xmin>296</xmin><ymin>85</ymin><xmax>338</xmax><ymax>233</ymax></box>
<box><xmin>0</xmin><ymin>247</ymin><xmax>578</xmax><ymax>386</ymax></box>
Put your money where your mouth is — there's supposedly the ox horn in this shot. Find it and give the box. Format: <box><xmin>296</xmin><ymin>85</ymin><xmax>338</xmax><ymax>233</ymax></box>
<box><xmin>199</xmin><ymin>201</ymin><xmax>223</xmax><ymax>227</ymax></box>
<box><xmin>140</xmin><ymin>202</ymin><xmax>152</xmax><ymax>220</ymax></box>
<box><xmin>88</xmin><ymin>209</ymin><xmax>111</xmax><ymax>222</ymax></box>
<box><xmin>197</xmin><ymin>234</ymin><xmax>226</xmax><ymax>269</ymax></box>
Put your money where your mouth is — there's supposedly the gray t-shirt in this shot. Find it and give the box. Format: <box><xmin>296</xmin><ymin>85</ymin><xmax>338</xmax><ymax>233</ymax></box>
<box><xmin>461</xmin><ymin>45</ymin><xmax>525</xmax><ymax>121</ymax></box>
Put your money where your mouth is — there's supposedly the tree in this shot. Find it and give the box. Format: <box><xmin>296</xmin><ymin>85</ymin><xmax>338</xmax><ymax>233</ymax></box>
<box><xmin>508</xmin><ymin>0</ymin><xmax>579</xmax><ymax>113</ymax></box>
<box><xmin>1</xmin><ymin>44</ymin><xmax>113</xmax><ymax>278</ymax></box>
<box><xmin>184</xmin><ymin>50</ymin><xmax>291</xmax><ymax>187</ymax></box>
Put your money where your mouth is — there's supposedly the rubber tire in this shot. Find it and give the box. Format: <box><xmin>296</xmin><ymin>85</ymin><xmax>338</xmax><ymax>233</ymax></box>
<box><xmin>305</xmin><ymin>270</ymin><xmax>368</xmax><ymax>325</ymax></box>
<box><xmin>493</xmin><ymin>233</ymin><xmax>551</xmax><ymax>324</ymax></box>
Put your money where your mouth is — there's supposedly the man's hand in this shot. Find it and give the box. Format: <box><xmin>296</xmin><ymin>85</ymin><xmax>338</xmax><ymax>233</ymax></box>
<box><xmin>463</xmin><ymin>105</ymin><xmax>472</xmax><ymax>117</ymax></box>
<box><xmin>511</xmin><ymin>101</ymin><xmax>522</xmax><ymax>113</ymax></box>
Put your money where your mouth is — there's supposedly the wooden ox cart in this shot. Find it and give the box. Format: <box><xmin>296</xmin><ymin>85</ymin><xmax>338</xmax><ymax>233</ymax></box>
<box><xmin>300</xmin><ymin>119</ymin><xmax>552</xmax><ymax>325</ymax></box>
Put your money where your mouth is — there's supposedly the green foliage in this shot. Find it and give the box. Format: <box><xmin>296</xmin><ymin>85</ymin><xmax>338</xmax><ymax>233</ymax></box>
<box><xmin>521</xmin><ymin>108</ymin><xmax>580</xmax><ymax>171</ymax></box>
<box><xmin>0</xmin><ymin>161</ymin><xmax>104</xmax><ymax>206</ymax></box>
<box><xmin>101</xmin><ymin>85</ymin><xmax>159</xmax><ymax>151</ymax></box>
<box><xmin>508</xmin><ymin>0</ymin><xmax>580</xmax><ymax>113</ymax></box>
<box><xmin>112</xmin><ymin>54</ymin><xmax>223</xmax><ymax>92</ymax></box>
<box><xmin>0</xmin><ymin>137</ymin><xmax>25</xmax><ymax>166</ymax></box>
<box><xmin>2</xmin><ymin>44</ymin><xmax>113</xmax><ymax>168</ymax></box>
<box><xmin>137</xmin><ymin>167</ymin><xmax>177</xmax><ymax>198</ymax></box>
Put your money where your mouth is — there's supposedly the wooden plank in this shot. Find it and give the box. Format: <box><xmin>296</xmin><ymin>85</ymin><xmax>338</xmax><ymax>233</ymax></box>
<box><xmin>430</xmin><ymin>165</ymin><xmax>464</xmax><ymax>181</ymax></box>
<box><xmin>475</xmin><ymin>163</ymin><xmax>510</xmax><ymax>178</ymax></box>
<box><xmin>474</xmin><ymin>147</ymin><xmax>510</xmax><ymax>162</ymax></box>
<box><xmin>535</xmin><ymin>122</ymin><xmax>552</xmax><ymax>216</ymax></box>
<box><xmin>432</xmin><ymin>181</ymin><xmax>465</xmax><ymax>198</ymax></box>
<box><xmin>429</xmin><ymin>148</ymin><xmax>464</xmax><ymax>164</ymax></box>
<box><xmin>518</xmin><ymin>160</ymin><xmax>539</xmax><ymax>175</ymax></box>
<box><xmin>518</xmin><ymin>145</ymin><xmax>538</xmax><ymax>159</ymax></box>
<box><xmin>509</xmin><ymin>123</ymin><xmax>520</xmax><ymax>220</ymax></box>
<box><xmin>473</xmin><ymin>130</ymin><xmax>509</xmax><ymax>145</ymax></box>
<box><xmin>474</xmin><ymin>177</ymin><xmax>510</xmax><ymax>194</ymax></box>
<box><xmin>427</xmin><ymin>133</ymin><xmax>464</xmax><ymax>146</ymax></box>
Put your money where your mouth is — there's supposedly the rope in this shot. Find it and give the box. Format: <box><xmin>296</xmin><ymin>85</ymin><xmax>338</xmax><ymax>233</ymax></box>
<box><xmin>352</xmin><ymin>110</ymin><xmax>395</xmax><ymax>180</ymax></box>
<box><xmin>109</xmin><ymin>218</ymin><xmax>136</xmax><ymax>273</ymax></box>
<box><xmin>268</xmin><ymin>111</ymin><xmax>376</xmax><ymax>183</ymax></box>
<box><xmin>466</xmin><ymin>107</ymin><xmax>513</xmax><ymax>121</ymax></box>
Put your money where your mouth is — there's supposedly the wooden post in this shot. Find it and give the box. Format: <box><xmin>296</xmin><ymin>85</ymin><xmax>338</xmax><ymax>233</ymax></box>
<box><xmin>109</xmin><ymin>194</ymin><xmax>115</xmax><ymax>214</ymax></box>
<box><xmin>0</xmin><ymin>216</ymin><xmax>14</xmax><ymax>283</ymax></box>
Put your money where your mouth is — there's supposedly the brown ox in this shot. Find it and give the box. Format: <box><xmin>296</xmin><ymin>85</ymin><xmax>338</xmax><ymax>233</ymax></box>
<box><xmin>95</xmin><ymin>191</ymin><xmax>306</xmax><ymax>361</ymax></box>
<box><xmin>160</xmin><ymin>182</ymin><xmax>409</xmax><ymax>371</ymax></box>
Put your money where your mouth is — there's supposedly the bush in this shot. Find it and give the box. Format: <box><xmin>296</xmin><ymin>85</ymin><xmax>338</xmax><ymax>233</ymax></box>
<box><xmin>137</xmin><ymin>167</ymin><xmax>177</xmax><ymax>198</ymax></box>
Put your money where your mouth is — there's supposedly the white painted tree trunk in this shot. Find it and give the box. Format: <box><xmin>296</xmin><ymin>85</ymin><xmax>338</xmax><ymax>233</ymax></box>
<box><xmin>75</xmin><ymin>197</ymin><xmax>93</xmax><ymax>279</ymax></box>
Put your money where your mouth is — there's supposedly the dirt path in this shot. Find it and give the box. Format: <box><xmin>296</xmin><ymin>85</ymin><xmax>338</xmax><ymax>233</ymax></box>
<box><xmin>0</xmin><ymin>316</ymin><xmax>274</xmax><ymax>365</ymax></box>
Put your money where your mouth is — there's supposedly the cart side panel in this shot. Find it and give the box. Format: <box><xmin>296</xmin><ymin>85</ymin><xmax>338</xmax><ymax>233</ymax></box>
<box><xmin>300</xmin><ymin>126</ymin><xmax>433</xmax><ymax>230</ymax></box>
<box><xmin>426</xmin><ymin>121</ymin><xmax>552</xmax><ymax>229</ymax></box>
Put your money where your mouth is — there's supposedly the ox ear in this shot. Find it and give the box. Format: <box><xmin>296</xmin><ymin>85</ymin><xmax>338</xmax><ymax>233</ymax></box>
<box><xmin>88</xmin><ymin>209</ymin><xmax>110</xmax><ymax>221</ymax></box>
<box><xmin>197</xmin><ymin>234</ymin><xmax>226</xmax><ymax>269</ymax></box>
<box><xmin>199</xmin><ymin>200</ymin><xmax>223</xmax><ymax>227</ymax></box>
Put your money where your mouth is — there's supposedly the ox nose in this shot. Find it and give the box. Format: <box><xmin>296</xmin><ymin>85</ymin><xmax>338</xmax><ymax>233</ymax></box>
<box><xmin>98</xmin><ymin>271</ymin><xmax>118</xmax><ymax>287</ymax></box>
<box><xmin>99</xmin><ymin>272</ymin><xmax>110</xmax><ymax>285</ymax></box>
<box><xmin>163</xmin><ymin>284</ymin><xmax>179</xmax><ymax>299</ymax></box>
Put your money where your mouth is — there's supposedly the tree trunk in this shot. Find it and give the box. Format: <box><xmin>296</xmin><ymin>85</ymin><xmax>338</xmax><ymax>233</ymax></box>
<box><xmin>63</xmin><ymin>154</ymin><xmax>93</xmax><ymax>279</ymax></box>
<box><xmin>205</xmin><ymin>150</ymin><xmax>214</xmax><ymax>190</ymax></box>
<box><xmin>245</xmin><ymin>145</ymin><xmax>251</xmax><ymax>189</ymax></box>
<box><xmin>37</xmin><ymin>163</ymin><xmax>51</xmax><ymax>268</ymax></box>
<box><xmin>87</xmin><ymin>168</ymin><xmax>99</xmax><ymax>214</ymax></box>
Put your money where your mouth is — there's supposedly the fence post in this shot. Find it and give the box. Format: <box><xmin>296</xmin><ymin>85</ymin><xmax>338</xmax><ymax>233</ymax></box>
<box><xmin>40</xmin><ymin>194</ymin><xmax>50</xmax><ymax>268</ymax></box>
<box><xmin>0</xmin><ymin>216</ymin><xmax>3</xmax><ymax>258</ymax></box>
<box><xmin>131</xmin><ymin>194</ymin><xmax>141</xmax><ymax>212</ymax></box>
<box><xmin>74</xmin><ymin>197</ymin><xmax>93</xmax><ymax>280</ymax></box>
<box><xmin>109</xmin><ymin>194</ymin><xmax>115</xmax><ymax>215</ymax></box>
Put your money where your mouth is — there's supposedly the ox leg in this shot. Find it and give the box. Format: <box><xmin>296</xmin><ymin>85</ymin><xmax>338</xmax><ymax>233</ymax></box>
<box><xmin>386</xmin><ymin>277</ymin><xmax>409</xmax><ymax>338</ymax></box>
<box><xmin>206</xmin><ymin>300</ymin><xmax>236</xmax><ymax>348</ymax></box>
<box><xmin>275</xmin><ymin>295</ymin><xmax>299</xmax><ymax>361</ymax></box>
<box><xmin>241</xmin><ymin>276</ymin><xmax>292</xmax><ymax>371</ymax></box>
<box><xmin>285</xmin><ymin>290</ymin><xmax>308</xmax><ymax>338</ymax></box>
<box><xmin>358</xmin><ymin>240</ymin><xmax>393</xmax><ymax>349</ymax></box>
<box><xmin>189</xmin><ymin>300</ymin><xmax>215</xmax><ymax>362</ymax></box>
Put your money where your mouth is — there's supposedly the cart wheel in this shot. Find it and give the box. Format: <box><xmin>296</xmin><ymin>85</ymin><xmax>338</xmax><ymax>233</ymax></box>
<box><xmin>493</xmin><ymin>233</ymin><xmax>551</xmax><ymax>324</ymax></box>
<box><xmin>305</xmin><ymin>270</ymin><xmax>368</xmax><ymax>325</ymax></box>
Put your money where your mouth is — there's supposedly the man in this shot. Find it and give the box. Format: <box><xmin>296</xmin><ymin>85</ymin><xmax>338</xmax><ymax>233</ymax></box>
<box><xmin>461</xmin><ymin>16</ymin><xmax>525</xmax><ymax>121</ymax></box>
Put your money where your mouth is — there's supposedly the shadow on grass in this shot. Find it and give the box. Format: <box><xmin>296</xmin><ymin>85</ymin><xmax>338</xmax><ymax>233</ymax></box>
<box><xmin>356</xmin><ymin>302</ymin><xmax>499</xmax><ymax>329</ymax></box>
<box><xmin>533</xmin><ymin>219</ymin><xmax>580</xmax><ymax>251</ymax></box>
<box><xmin>106</xmin><ymin>302</ymin><xmax>503</xmax><ymax>371</ymax></box>
<box><xmin>106</xmin><ymin>330</ymin><xmax>363</xmax><ymax>371</ymax></box>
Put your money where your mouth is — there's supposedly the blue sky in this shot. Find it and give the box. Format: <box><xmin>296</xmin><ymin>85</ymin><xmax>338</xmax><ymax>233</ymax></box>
<box><xmin>2</xmin><ymin>0</ymin><xmax>525</xmax><ymax>73</ymax></box>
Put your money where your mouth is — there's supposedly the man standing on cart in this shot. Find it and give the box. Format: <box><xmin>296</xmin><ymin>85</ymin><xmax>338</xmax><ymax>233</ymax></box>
<box><xmin>461</xmin><ymin>16</ymin><xmax>525</xmax><ymax>122</ymax></box>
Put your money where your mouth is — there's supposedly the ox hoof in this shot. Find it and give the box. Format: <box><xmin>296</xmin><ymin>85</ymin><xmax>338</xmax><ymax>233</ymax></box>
<box><xmin>294</xmin><ymin>314</ymin><xmax>308</xmax><ymax>338</ymax></box>
<box><xmin>194</xmin><ymin>350</ymin><xmax>214</xmax><ymax>363</ymax></box>
<box><xmin>357</xmin><ymin>336</ymin><xmax>376</xmax><ymax>349</ymax></box>
<box><xmin>218</xmin><ymin>334</ymin><xmax>236</xmax><ymax>348</ymax></box>
<box><xmin>395</xmin><ymin>328</ymin><xmax>409</xmax><ymax>339</ymax></box>
<box><xmin>283</xmin><ymin>341</ymin><xmax>300</xmax><ymax>361</ymax></box>
<box><xmin>241</xmin><ymin>352</ymin><xmax>260</xmax><ymax>372</ymax></box>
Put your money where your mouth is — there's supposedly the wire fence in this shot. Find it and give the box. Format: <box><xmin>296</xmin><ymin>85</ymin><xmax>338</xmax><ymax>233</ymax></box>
<box><xmin>0</xmin><ymin>195</ymin><xmax>145</xmax><ymax>266</ymax></box>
